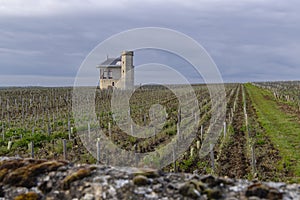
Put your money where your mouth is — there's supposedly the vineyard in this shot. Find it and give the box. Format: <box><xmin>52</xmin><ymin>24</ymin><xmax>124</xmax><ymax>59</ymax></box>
<box><xmin>0</xmin><ymin>82</ymin><xmax>299</xmax><ymax>183</ymax></box>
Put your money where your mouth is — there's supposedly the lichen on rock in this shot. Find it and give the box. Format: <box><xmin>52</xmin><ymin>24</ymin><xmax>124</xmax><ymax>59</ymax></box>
<box><xmin>61</xmin><ymin>167</ymin><xmax>94</xmax><ymax>190</ymax></box>
<box><xmin>2</xmin><ymin>159</ymin><xmax>66</xmax><ymax>188</ymax></box>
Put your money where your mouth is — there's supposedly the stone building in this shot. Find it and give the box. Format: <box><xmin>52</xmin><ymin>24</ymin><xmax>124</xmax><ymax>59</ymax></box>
<box><xmin>97</xmin><ymin>51</ymin><xmax>134</xmax><ymax>90</ymax></box>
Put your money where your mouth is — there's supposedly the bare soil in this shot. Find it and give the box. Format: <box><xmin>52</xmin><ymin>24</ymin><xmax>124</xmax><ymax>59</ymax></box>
<box><xmin>217</xmin><ymin>86</ymin><xmax>250</xmax><ymax>178</ymax></box>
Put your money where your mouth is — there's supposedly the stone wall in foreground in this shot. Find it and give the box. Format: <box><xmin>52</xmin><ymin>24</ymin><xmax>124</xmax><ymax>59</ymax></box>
<box><xmin>0</xmin><ymin>157</ymin><xmax>299</xmax><ymax>199</ymax></box>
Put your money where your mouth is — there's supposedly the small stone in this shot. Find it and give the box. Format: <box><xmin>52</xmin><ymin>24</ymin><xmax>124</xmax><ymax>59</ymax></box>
<box><xmin>200</xmin><ymin>175</ymin><xmax>217</xmax><ymax>186</ymax></box>
<box><xmin>205</xmin><ymin>188</ymin><xmax>222</xmax><ymax>199</ymax></box>
<box><xmin>245</xmin><ymin>183</ymin><xmax>283</xmax><ymax>199</ymax></box>
<box><xmin>247</xmin><ymin>197</ymin><xmax>261</xmax><ymax>200</ymax></box>
<box><xmin>226</xmin><ymin>197</ymin><xmax>239</xmax><ymax>200</ymax></box>
<box><xmin>14</xmin><ymin>191</ymin><xmax>40</xmax><ymax>200</ymax></box>
<box><xmin>153</xmin><ymin>184</ymin><xmax>163</xmax><ymax>193</ymax></box>
<box><xmin>218</xmin><ymin>177</ymin><xmax>235</xmax><ymax>186</ymax></box>
<box><xmin>133</xmin><ymin>175</ymin><xmax>149</xmax><ymax>186</ymax></box>
<box><xmin>168</xmin><ymin>183</ymin><xmax>181</xmax><ymax>190</ymax></box>
<box><xmin>266</xmin><ymin>182</ymin><xmax>286</xmax><ymax>189</ymax></box>
<box><xmin>145</xmin><ymin>192</ymin><xmax>158</xmax><ymax>199</ymax></box>
<box><xmin>200</xmin><ymin>175</ymin><xmax>226</xmax><ymax>187</ymax></box>
<box><xmin>133</xmin><ymin>168</ymin><xmax>161</xmax><ymax>178</ymax></box>
<box><xmin>179</xmin><ymin>181</ymin><xmax>202</xmax><ymax>198</ymax></box>
<box><xmin>82</xmin><ymin>193</ymin><xmax>94</xmax><ymax>200</ymax></box>
<box><xmin>61</xmin><ymin>167</ymin><xmax>93</xmax><ymax>190</ymax></box>
<box><xmin>190</xmin><ymin>180</ymin><xmax>206</xmax><ymax>192</ymax></box>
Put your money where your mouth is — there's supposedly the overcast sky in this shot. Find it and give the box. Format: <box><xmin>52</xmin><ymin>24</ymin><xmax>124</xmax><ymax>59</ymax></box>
<box><xmin>0</xmin><ymin>0</ymin><xmax>300</xmax><ymax>86</ymax></box>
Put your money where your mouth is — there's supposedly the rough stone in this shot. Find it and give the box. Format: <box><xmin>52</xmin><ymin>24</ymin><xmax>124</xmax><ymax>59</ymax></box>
<box><xmin>133</xmin><ymin>175</ymin><xmax>149</xmax><ymax>186</ymax></box>
<box><xmin>245</xmin><ymin>183</ymin><xmax>283</xmax><ymax>199</ymax></box>
<box><xmin>0</xmin><ymin>157</ymin><xmax>298</xmax><ymax>200</ymax></box>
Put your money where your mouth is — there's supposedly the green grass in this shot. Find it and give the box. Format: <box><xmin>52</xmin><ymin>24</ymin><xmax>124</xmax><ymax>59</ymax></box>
<box><xmin>246</xmin><ymin>83</ymin><xmax>300</xmax><ymax>182</ymax></box>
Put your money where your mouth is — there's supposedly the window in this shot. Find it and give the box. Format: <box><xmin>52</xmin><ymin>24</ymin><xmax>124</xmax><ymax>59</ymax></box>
<box><xmin>103</xmin><ymin>70</ymin><xmax>107</xmax><ymax>79</ymax></box>
<box><xmin>100</xmin><ymin>69</ymin><xmax>103</xmax><ymax>78</ymax></box>
<box><xmin>108</xmin><ymin>69</ymin><xmax>113</xmax><ymax>79</ymax></box>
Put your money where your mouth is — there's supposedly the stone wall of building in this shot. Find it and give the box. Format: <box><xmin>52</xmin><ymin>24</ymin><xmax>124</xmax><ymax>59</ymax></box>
<box><xmin>100</xmin><ymin>79</ymin><xmax>117</xmax><ymax>89</ymax></box>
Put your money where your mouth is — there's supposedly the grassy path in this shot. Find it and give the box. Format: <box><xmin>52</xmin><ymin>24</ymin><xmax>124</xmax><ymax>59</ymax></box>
<box><xmin>246</xmin><ymin>83</ymin><xmax>300</xmax><ymax>182</ymax></box>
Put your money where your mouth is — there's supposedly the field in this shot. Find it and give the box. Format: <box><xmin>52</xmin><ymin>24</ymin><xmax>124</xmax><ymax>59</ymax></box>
<box><xmin>0</xmin><ymin>82</ymin><xmax>300</xmax><ymax>183</ymax></box>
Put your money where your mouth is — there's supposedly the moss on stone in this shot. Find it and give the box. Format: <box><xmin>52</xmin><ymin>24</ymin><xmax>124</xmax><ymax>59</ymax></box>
<box><xmin>204</xmin><ymin>188</ymin><xmax>222</xmax><ymax>199</ymax></box>
<box><xmin>3</xmin><ymin>160</ymin><xmax>65</xmax><ymax>188</ymax></box>
<box><xmin>0</xmin><ymin>168</ymin><xmax>8</xmax><ymax>182</ymax></box>
<box><xmin>133</xmin><ymin>175</ymin><xmax>149</xmax><ymax>186</ymax></box>
<box><xmin>179</xmin><ymin>181</ymin><xmax>202</xmax><ymax>198</ymax></box>
<box><xmin>14</xmin><ymin>192</ymin><xmax>39</xmax><ymax>200</ymax></box>
<box><xmin>61</xmin><ymin>167</ymin><xmax>92</xmax><ymax>190</ymax></box>
<box><xmin>133</xmin><ymin>168</ymin><xmax>160</xmax><ymax>178</ymax></box>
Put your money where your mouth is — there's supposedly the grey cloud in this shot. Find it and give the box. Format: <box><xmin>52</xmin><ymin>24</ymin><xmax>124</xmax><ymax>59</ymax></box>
<box><xmin>0</xmin><ymin>47</ymin><xmax>42</xmax><ymax>55</ymax></box>
<box><xmin>0</xmin><ymin>0</ymin><xmax>300</xmax><ymax>85</ymax></box>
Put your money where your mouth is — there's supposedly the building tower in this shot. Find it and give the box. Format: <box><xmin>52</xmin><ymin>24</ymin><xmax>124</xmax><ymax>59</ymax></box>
<box><xmin>121</xmin><ymin>51</ymin><xmax>134</xmax><ymax>90</ymax></box>
<box><xmin>97</xmin><ymin>50</ymin><xmax>134</xmax><ymax>89</ymax></box>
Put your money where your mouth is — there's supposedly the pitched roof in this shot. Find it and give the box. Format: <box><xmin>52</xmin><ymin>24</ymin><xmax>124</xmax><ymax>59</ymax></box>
<box><xmin>97</xmin><ymin>57</ymin><xmax>121</xmax><ymax>68</ymax></box>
